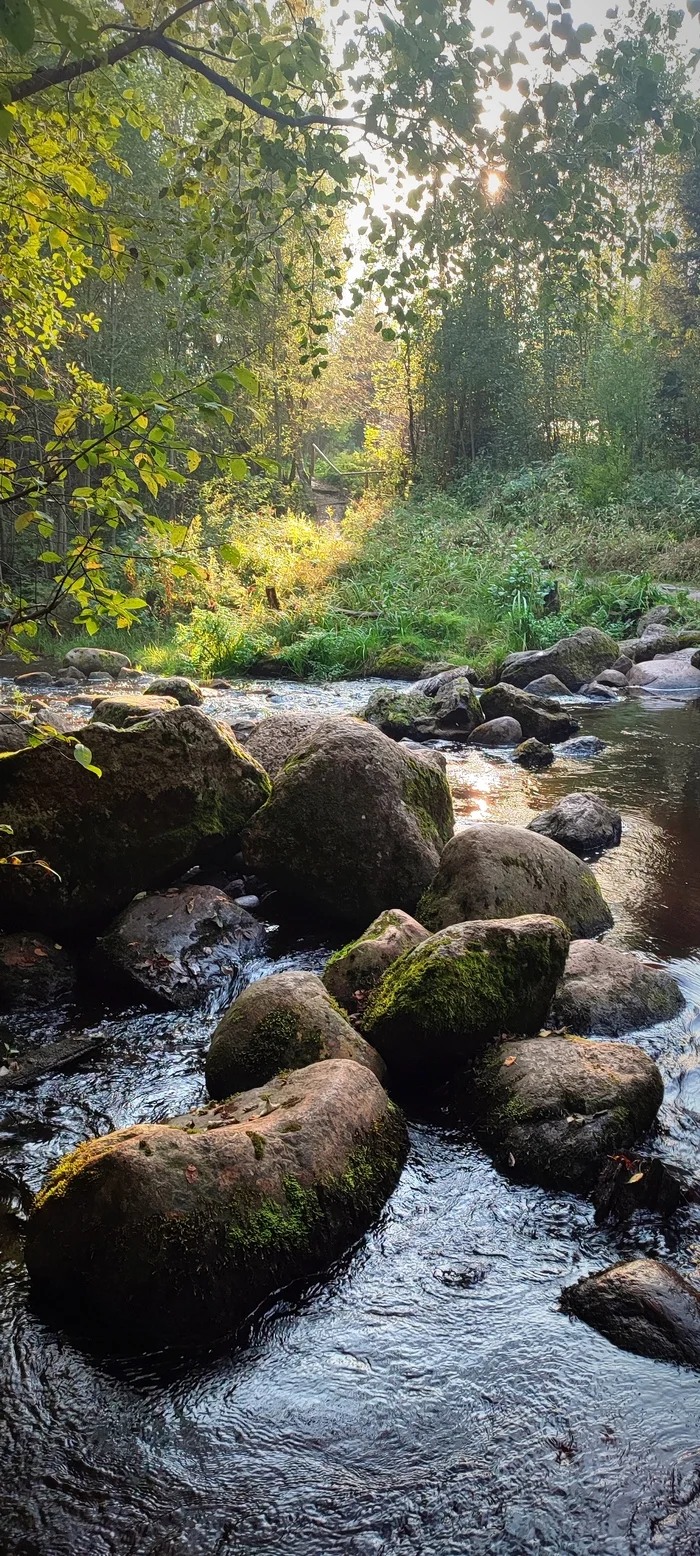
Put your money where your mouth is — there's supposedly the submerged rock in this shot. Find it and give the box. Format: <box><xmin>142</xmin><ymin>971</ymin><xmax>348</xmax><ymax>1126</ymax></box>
<box><xmin>499</xmin><ymin>627</ymin><xmax>618</xmax><ymax>692</ymax></box>
<box><xmin>473</xmin><ymin>1033</ymin><xmax>663</xmax><ymax>1188</ymax></box>
<box><xmin>418</xmin><ymin>823</ymin><xmax>613</xmax><ymax>938</ymax></box>
<box><xmin>479</xmin><ymin>683</ymin><xmax>579</xmax><ymax>743</ymax></box>
<box><xmin>360</xmin><ymin>915</ymin><xmax>569</xmax><ymax>1082</ymax></box>
<box><xmin>468</xmin><ymin>717</ymin><xmax>523</xmax><ymax>748</ymax></box>
<box><xmin>323</xmin><ymin>908</ymin><xmax>429</xmax><ymax>1013</ymax></box>
<box><xmin>0</xmin><ymin>708</ymin><xmax>270</xmax><ymax>936</ymax></box>
<box><xmin>561</xmin><ymin>1260</ymin><xmax>700</xmax><ymax>1367</ymax></box>
<box><xmin>0</xmin><ymin>933</ymin><xmax>76</xmax><ymax>1008</ymax></box>
<box><xmin>144</xmin><ymin>676</ymin><xmax>203</xmax><ymax>707</ymax></box>
<box><xmin>555</xmin><ymin>735</ymin><xmax>607</xmax><ymax>759</ymax></box>
<box><xmin>549</xmin><ymin>939</ymin><xmax>683</xmax><ymax>1035</ymax></box>
<box><xmin>25</xmin><ymin>1059</ymin><xmax>408</xmax><ymax>1346</ymax></box>
<box><xmin>514</xmin><ymin>737</ymin><xmax>554</xmax><ymax>769</ymax></box>
<box><xmin>89</xmin><ymin>694</ymin><xmax>179</xmax><ymax>727</ymax></box>
<box><xmin>205</xmin><ymin>970</ymin><xmax>384</xmax><ymax>1097</ymax></box>
<box><xmin>594</xmin><ymin>1154</ymin><xmax>687</xmax><ymax>1223</ymax></box>
<box><xmin>65</xmin><ymin>648</ymin><xmax>130</xmax><ymax>676</ymax></box>
<box><xmin>528</xmin><ymin>792</ymin><xmax>622</xmax><ymax>856</ymax></box>
<box><xmin>95</xmin><ymin>886</ymin><xmax>266</xmax><ymax>1010</ymax></box>
<box><xmin>243</xmin><ymin>718</ymin><xmax>454</xmax><ymax>927</ymax></box>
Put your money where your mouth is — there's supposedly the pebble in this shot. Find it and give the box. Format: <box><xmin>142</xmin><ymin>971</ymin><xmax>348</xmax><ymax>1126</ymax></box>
<box><xmin>234</xmin><ymin>894</ymin><xmax>260</xmax><ymax>910</ymax></box>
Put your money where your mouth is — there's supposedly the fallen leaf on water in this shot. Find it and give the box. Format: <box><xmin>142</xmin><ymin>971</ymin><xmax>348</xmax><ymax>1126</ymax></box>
<box><xmin>628</xmin><ymin>1171</ymin><xmax>644</xmax><ymax>1184</ymax></box>
<box><xmin>504</xmin><ymin>1055</ymin><xmax>517</xmax><ymax>1067</ymax></box>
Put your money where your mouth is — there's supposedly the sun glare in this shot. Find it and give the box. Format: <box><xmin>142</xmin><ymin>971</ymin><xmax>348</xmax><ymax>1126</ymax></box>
<box><xmin>485</xmin><ymin>170</ymin><xmax>503</xmax><ymax>197</ymax></box>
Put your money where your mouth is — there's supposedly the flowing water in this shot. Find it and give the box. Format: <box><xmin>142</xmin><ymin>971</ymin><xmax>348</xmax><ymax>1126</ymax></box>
<box><xmin>3</xmin><ymin>677</ymin><xmax>700</xmax><ymax>1556</ymax></box>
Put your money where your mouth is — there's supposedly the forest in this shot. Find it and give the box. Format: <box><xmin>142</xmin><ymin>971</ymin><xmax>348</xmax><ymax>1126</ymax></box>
<box><xmin>4</xmin><ymin>0</ymin><xmax>700</xmax><ymax>682</ymax></box>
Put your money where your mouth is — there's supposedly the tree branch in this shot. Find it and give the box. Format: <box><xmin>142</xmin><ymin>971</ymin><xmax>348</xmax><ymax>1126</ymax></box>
<box><xmin>150</xmin><ymin>36</ymin><xmax>352</xmax><ymax>128</ymax></box>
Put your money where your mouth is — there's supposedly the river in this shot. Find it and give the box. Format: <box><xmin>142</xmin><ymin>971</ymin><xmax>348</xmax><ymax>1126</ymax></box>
<box><xmin>2</xmin><ymin>677</ymin><xmax>700</xmax><ymax>1556</ymax></box>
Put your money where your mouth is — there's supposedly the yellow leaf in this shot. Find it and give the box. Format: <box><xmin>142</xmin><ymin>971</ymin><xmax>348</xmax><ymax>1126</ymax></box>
<box><xmin>627</xmin><ymin>1171</ymin><xmax>644</xmax><ymax>1184</ymax></box>
<box><xmin>54</xmin><ymin>407</ymin><xmax>76</xmax><ymax>436</ymax></box>
<box><xmin>186</xmin><ymin>449</ymin><xmax>201</xmax><ymax>472</ymax></box>
<box><xmin>141</xmin><ymin>470</ymin><xmax>159</xmax><ymax>499</ymax></box>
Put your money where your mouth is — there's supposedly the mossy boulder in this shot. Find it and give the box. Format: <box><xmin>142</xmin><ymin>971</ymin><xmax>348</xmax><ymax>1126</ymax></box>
<box><xmin>430</xmin><ymin>676</ymin><xmax>484</xmax><ymax>738</ymax></box>
<box><xmin>479</xmin><ymin>683</ymin><xmax>579</xmax><ymax>743</ymax></box>
<box><xmin>499</xmin><ymin>627</ymin><xmax>618</xmax><ymax>692</ymax></box>
<box><xmin>205</xmin><ymin>970</ymin><xmax>385</xmax><ymax>1097</ymax></box>
<box><xmin>469</xmin><ymin>717</ymin><xmax>522</xmax><ymax>748</ymax></box>
<box><xmin>65</xmin><ymin>647</ymin><xmax>130</xmax><ymax>676</ymax></box>
<box><xmin>95</xmin><ymin>886</ymin><xmax>267</xmax><ymax>1010</ymax></box>
<box><xmin>242</xmin><ymin>719</ymin><xmax>454</xmax><ymax>926</ymax></box>
<box><xmin>528</xmin><ymin>792</ymin><xmax>622</xmax><ymax>856</ymax></box>
<box><xmin>244</xmin><ymin>711</ymin><xmax>344</xmax><ymax>778</ymax></box>
<box><xmin>413</xmin><ymin>665</ymin><xmax>479</xmax><ymax>696</ymax></box>
<box><xmin>372</xmin><ymin>643</ymin><xmax>427</xmax><ymax>679</ymax></box>
<box><xmin>550</xmin><ymin>939</ymin><xmax>684</xmax><ymax>1035</ymax></box>
<box><xmin>514</xmin><ymin>737</ymin><xmax>554</xmax><ymax>769</ymax></box>
<box><xmin>361</xmin><ymin>688</ymin><xmax>435</xmax><ymax>741</ymax></box>
<box><xmin>323</xmin><ymin>908</ymin><xmax>429</xmax><ymax>1013</ymax></box>
<box><xmin>417</xmin><ymin>823</ymin><xmax>613</xmax><ymax>939</ymax></box>
<box><xmin>561</xmin><ymin>1260</ymin><xmax>700</xmax><ymax>1367</ymax></box>
<box><xmin>0</xmin><ymin>707</ymin><xmax>271</xmax><ymax>937</ymax></box>
<box><xmin>144</xmin><ymin>676</ymin><xmax>203</xmax><ymax>707</ymax></box>
<box><xmin>471</xmin><ymin>1032</ymin><xmax>663</xmax><ymax>1188</ymax></box>
<box><xmin>359</xmin><ymin>914</ymin><xmax>570</xmax><ymax>1082</ymax></box>
<box><xmin>25</xmin><ymin>1058</ymin><xmax>408</xmax><ymax>1347</ymax></box>
<box><xmin>89</xmin><ymin>694</ymin><xmax>179</xmax><ymax>727</ymax></box>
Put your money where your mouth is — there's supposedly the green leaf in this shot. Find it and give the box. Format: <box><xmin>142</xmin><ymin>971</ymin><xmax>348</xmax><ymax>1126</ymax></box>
<box><xmin>0</xmin><ymin>824</ymin><xmax>13</xmax><ymax>834</ymax></box>
<box><xmin>73</xmin><ymin>743</ymin><xmax>102</xmax><ymax>777</ymax></box>
<box><xmin>232</xmin><ymin>364</ymin><xmax>260</xmax><ymax>395</ymax></box>
<box><xmin>0</xmin><ymin>0</ymin><xmax>35</xmax><ymax>52</ymax></box>
<box><xmin>220</xmin><ymin>543</ymin><xmax>242</xmax><ymax>566</ymax></box>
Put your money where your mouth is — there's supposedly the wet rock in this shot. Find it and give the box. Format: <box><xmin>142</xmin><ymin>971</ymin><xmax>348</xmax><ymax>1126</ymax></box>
<box><xmin>243</xmin><ymin>718</ymin><xmax>454</xmax><ymax>927</ymax></box>
<box><xmin>595</xmin><ymin>669</ymin><xmax>629</xmax><ymax>688</ymax></box>
<box><xmin>95</xmin><ymin>886</ymin><xmax>267</xmax><ymax>1010</ymax></box>
<box><xmin>638</xmin><ymin>604</ymin><xmax>679</xmax><ymax>633</ymax></box>
<box><xmin>473</xmin><ymin>1033</ymin><xmax>663</xmax><ymax>1188</ymax></box>
<box><xmin>362</xmin><ymin>688</ymin><xmax>435</xmax><ymax>741</ymax></box>
<box><xmin>514</xmin><ymin>737</ymin><xmax>554</xmax><ymax>769</ymax></box>
<box><xmin>54</xmin><ymin>667</ymin><xmax>86</xmax><ymax>685</ymax></box>
<box><xmin>323</xmin><ymin>908</ymin><xmax>429</xmax><ymax>1014</ymax></box>
<box><xmin>116</xmin><ymin>666</ymin><xmax>143</xmax><ymax>682</ymax></box>
<box><xmin>549</xmin><ymin>939</ymin><xmax>683</xmax><ymax>1035</ymax></box>
<box><xmin>245</xmin><ymin>711</ymin><xmax>339</xmax><ymax>778</ymax></box>
<box><xmin>555</xmin><ymin>735</ymin><xmax>607</xmax><ymax>759</ymax></box>
<box><xmin>561</xmin><ymin>1259</ymin><xmax>700</xmax><ymax>1366</ymax></box>
<box><xmin>87</xmin><ymin>673</ymin><xmax>114</xmax><ymax>685</ymax></box>
<box><xmin>145</xmin><ymin>676</ymin><xmax>203</xmax><ymax>707</ymax></box>
<box><xmin>522</xmin><ymin>674</ymin><xmax>571</xmax><ymax>698</ymax></box>
<box><xmin>629</xmin><ymin>652</ymin><xmax>700</xmax><ymax>693</ymax></box>
<box><xmin>0</xmin><ymin>707</ymin><xmax>270</xmax><ymax>936</ymax></box>
<box><xmin>528</xmin><ymin>792</ymin><xmax>622</xmax><ymax>856</ymax></box>
<box><xmin>582</xmin><ymin>681</ymin><xmax>618</xmax><ymax>700</ymax></box>
<box><xmin>14</xmin><ymin>671</ymin><xmax>54</xmax><ymax>688</ymax></box>
<box><xmin>612</xmin><ymin>655</ymin><xmax>633</xmax><ymax>675</ymax></box>
<box><xmin>0</xmin><ymin>933</ymin><xmax>75</xmax><ymax>1008</ymax></box>
<box><xmin>360</xmin><ymin>915</ymin><xmax>570</xmax><ymax>1083</ymax></box>
<box><xmin>468</xmin><ymin>717</ymin><xmax>523</xmax><ymax>748</ymax></box>
<box><xmin>89</xmin><ymin>694</ymin><xmax>180</xmax><ymax>727</ymax></box>
<box><xmin>479</xmin><ymin>683</ymin><xmax>579</xmax><ymax>743</ymax></box>
<box><xmin>398</xmin><ymin>741</ymin><xmax>447</xmax><ymax>771</ymax></box>
<box><xmin>418</xmin><ymin>822</ymin><xmax>613</xmax><ymax>938</ymax></box>
<box><xmin>594</xmin><ymin>1155</ymin><xmax>687</xmax><ymax>1223</ymax></box>
<box><xmin>0</xmin><ymin>721</ymin><xmax>30</xmax><ymax>752</ymax></box>
<box><xmin>234</xmin><ymin>894</ymin><xmax>259</xmax><ymax>911</ymax></box>
<box><xmin>206</xmin><ymin>970</ymin><xmax>384</xmax><ymax>1097</ymax></box>
<box><xmin>25</xmin><ymin>1059</ymin><xmax>408</xmax><ymax>1346</ymax></box>
<box><xmin>430</xmin><ymin>675</ymin><xmax>484</xmax><ymax>738</ymax></box>
<box><xmin>499</xmin><ymin>627</ymin><xmax>618</xmax><ymax>692</ymax></box>
<box><xmin>65</xmin><ymin>648</ymin><xmax>131</xmax><ymax>675</ymax></box>
<box><xmin>413</xmin><ymin>665</ymin><xmax>479</xmax><ymax>696</ymax></box>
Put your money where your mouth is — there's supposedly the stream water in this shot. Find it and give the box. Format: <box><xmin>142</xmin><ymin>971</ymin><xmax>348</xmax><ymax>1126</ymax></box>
<box><xmin>3</xmin><ymin>677</ymin><xmax>700</xmax><ymax>1556</ymax></box>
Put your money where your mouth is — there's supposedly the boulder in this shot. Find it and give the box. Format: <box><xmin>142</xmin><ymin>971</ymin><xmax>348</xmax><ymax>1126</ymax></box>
<box><xmin>65</xmin><ymin>648</ymin><xmax>131</xmax><ymax>675</ymax></box>
<box><xmin>582</xmin><ymin>681</ymin><xmax>618</xmax><ymax>700</ymax></box>
<box><xmin>205</xmin><ymin>970</ymin><xmax>384</xmax><ymax>1097</ymax></box>
<box><xmin>629</xmin><ymin>652</ymin><xmax>700</xmax><ymax>693</ymax></box>
<box><xmin>245</xmin><ymin>711</ymin><xmax>337</xmax><ymax>778</ymax></box>
<box><xmin>89</xmin><ymin>694</ymin><xmax>180</xmax><ymax>727</ymax></box>
<box><xmin>522</xmin><ymin>675</ymin><xmax>571</xmax><ymax>698</ymax></box>
<box><xmin>95</xmin><ymin>886</ymin><xmax>267</xmax><ymax>1010</ymax></box>
<box><xmin>555</xmin><ymin>735</ymin><xmax>607</xmax><ymax>759</ymax></box>
<box><xmin>499</xmin><ymin>628</ymin><xmax>618</xmax><ymax>692</ymax></box>
<box><xmin>0</xmin><ymin>722</ymin><xmax>30</xmax><ymax>752</ymax></box>
<box><xmin>429</xmin><ymin>675</ymin><xmax>484</xmax><ymax>738</ymax></box>
<box><xmin>0</xmin><ymin>933</ymin><xmax>76</xmax><ymax>1008</ymax></box>
<box><xmin>362</xmin><ymin>688</ymin><xmax>435</xmax><ymax>741</ymax></box>
<box><xmin>242</xmin><ymin>719</ymin><xmax>454</xmax><ymax>927</ymax></box>
<box><xmin>14</xmin><ymin>671</ymin><xmax>54</xmax><ymax>688</ymax></box>
<box><xmin>549</xmin><ymin>939</ymin><xmax>684</xmax><ymax>1035</ymax></box>
<box><xmin>399</xmin><ymin>741</ymin><xmax>447</xmax><ymax>771</ymax></box>
<box><xmin>528</xmin><ymin>792</ymin><xmax>622</xmax><ymax>856</ymax></box>
<box><xmin>479</xmin><ymin>683</ymin><xmax>579</xmax><ymax>743</ymax></box>
<box><xmin>612</xmin><ymin>655</ymin><xmax>633</xmax><ymax>675</ymax></box>
<box><xmin>620</xmin><ymin>630</ymin><xmax>681</xmax><ymax>664</ymax></box>
<box><xmin>26</xmin><ymin>1058</ymin><xmax>408</xmax><ymax>1346</ymax></box>
<box><xmin>468</xmin><ymin>717</ymin><xmax>523</xmax><ymax>748</ymax></box>
<box><xmin>561</xmin><ymin>1260</ymin><xmax>700</xmax><ymax>1367</ymax></box>
<box><xmin>0</xmin><ymin>708</ymin><xmax>270</xmax><ymax>936</ymax></box>
<box><xmin>594</xmin><ymin>1155</ymin><xmax>687</xmax><ymax>1223</ymax></box>
<box><xmin>472</xmin><ymin>1033</ymin><xmax>663</xmax><ymax>1188</ymax></box>
<box><xmin>413</xmin><ymin>665</ymin><xmax>479</xmax><ymax>696</ymax></box>
<box><xmin>144</xmin><ymin>676</ymin><xmax>203</xmax><ymax>707</ymax></box>
<box><xmin>323</xmin><ymin>908</ymin><xmax>429</xmax><ymax>1013</ymax></box>
<box><xmin>54</xmin><ymin>667</ymin><xmax>86</xmax><ymax>685</ymax></box>
<box><xmin>677</xmin><ymin>630</ymin><xmax>700</xmax><ymax>650</ymax></box>
<box><xmin>595</xmin><ymin>669</ymin><xmax>628</xmax><ymax>688</ymax></box>
<box><xmin>637</xmin><ymin>604</ymin><xmax>679</xmax><ymax>633</ymax></box>
<box><xmin>359</xmin><ymin>915</ymin><xmax>569</xmax><ymax>1083</ymax></box>
<box><xmin>514</xmin><ymin>737</ymin><xmax>553</xmax><ymax>769</ymax></box>
<box><xmin>372</xmin><ymin>643</ymin><xmax>427</xmax><ymax>679</ymax></box>
<box><xmin>417</xmin><ymin>823</ymin><xmax>613</xmax><ymax>938</ymax></box>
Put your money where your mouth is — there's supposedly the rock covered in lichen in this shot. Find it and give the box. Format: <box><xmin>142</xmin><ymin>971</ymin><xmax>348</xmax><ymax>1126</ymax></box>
<box><xmin>514</xmin><ymin>737</ymin><xmax>554</xmax><ymax>769</ymax></box>
<box><xmin>479</xmin><ymin>683</ymin><xmax>579</xmax><ymax>743</ymax></box>
<box><xmin>561</xmin><ymin>1260</ymin><xmax>700</xmax><ymax>1367</ymax></box>
<box><xmin>361</xmin><ymin>688</ymin><xmax>435</xmax><ymax>741</ymax></box>
<box><xmin>95</xmin><ymin>886</ymin><xmax>267</xmax><ymax>1010</ymax></box>
<box><xmin>242</xmin><ymin>711</ymin><xmax>336</xmax><ymax>778</ymax></box>
<box><xmin>65</xmin><ymin>648</ymin><xmax>130</xmax><ymax>676</ymax></box>
<box><xmin>471</xmin><ymin>1033</ymin><xmax>663</xmax><ymax>1188</ymax></box>
<box><xmin>144</xmin><ymin>676</ymin><xmax>203</xmax><ymax>707</ymax></box>
<box><xmin>323</xmin><ymin>908</ymin><xmax>429</xmax><ymax>1013</ymax></box>
<box><xmin>499</xmin><ymin>627</ymin><xmax>618</xmax><ymax>691</ymax></box>
<box><xmin>0</xmin><ymin>708</ymin><xmax>271</xmax><ymax>936</ymax></box>
<box><xmin>25</xmin><ymin>1059</ymin><xmax>408</xmax><ymax>1346</ymax></box>
<box><xmin>242</xmin><ymin>718</ymin><xmax>454</xmax><ymax>926</ymax></box>
<box><xmin>359</xmin><ymin>915</ymin><xmax>570</xmax><ymax>1082</ymax></box>
<box><xmin>205</xmin><ymin>970</ymin><xmax>385</xmax><ymax>1096</ymax></box>
<box><xmin>549</xmin><ymin>939</ymin><xmax>684</xmax><ymax>1035</ymax></box>
<box><xmin>417</xmin><ymin>822</ymin><xmax>613</xmax><ymax>939</ymax></box>
<box><xmin>89</xmin><ymin>694</ymin><xmax>180</xmax><ymax>727</ymax></box>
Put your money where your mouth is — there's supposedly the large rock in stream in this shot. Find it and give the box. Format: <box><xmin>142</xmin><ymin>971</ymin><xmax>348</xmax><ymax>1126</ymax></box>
<box><xmin>90</xmin><ymin>694</ymin><xmax>179</xmax><ymax>726</ymax></box>
<box><xmin>528</xmin><ymin>791</ymin><xmax>622</xmax><ymax>856</ymax></box>
<box><xmin>205</xmin><ymin>970</ymin><xmax>385</xmax><ymax>1097</ymax></box>
<box><xmin>561</xmin><ymin>1260</ymin><xmax>700</xmax><ymax>1367</ymax></box>
<box><xmin>359</xmin><ymin>915</ymin><xmax>569</xmax><ymax>1082</ymax></box>
<box><xmin>550</xmin><ymin>939</ymin><xmax>684</xmax><ymax>1035</ymax></box>
<box><xmin>472</xmin><ymin>1033</ymin><xmax>663</xmax><ymax>1188</ymax></box>
<box><xmin>65</xmin><ymin>648</ymin><xmax>130</xmax><ymax>676</ymax></box>
<box><xmin>479</xmin><ymin>684</ymin><xmax>579</xmax><ymax>743</ymax></box>
<box><xmin>25</xmin><ymin>1059</ymin><xmax>408</xmax><ymax>1347</ymax></box>
<box><xmin>628</xmin><ymin>649</ymin><xmax>700</xmax><ymax>693</ymax></box>
<box><xmin>95</xmin><ymin>886</ymin><xmax>267</xmax><ymax>1010</ymax></box>
<box><xmin>323</xmin><ymin>908</ymin><xmax>429</xmax><ymax>1013</ymax></box>
<box><xmin>0</xmin><ymin>708</ymin><xmax>270</xmax><ymax>937</ymax></box>
<box><xmin>498</xmin><ymin>627</ymin><xmax>618</xmax><ymax>692</ymax></box>
<box><xmin>417</xmin><ymin>823</ymin><xmax>613</xmax><ymax>938</ymax></box>
<box><xmin>243</xmin><ymin>718</ymin><xmax>454</xmax><ymax>926</ymax></box>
